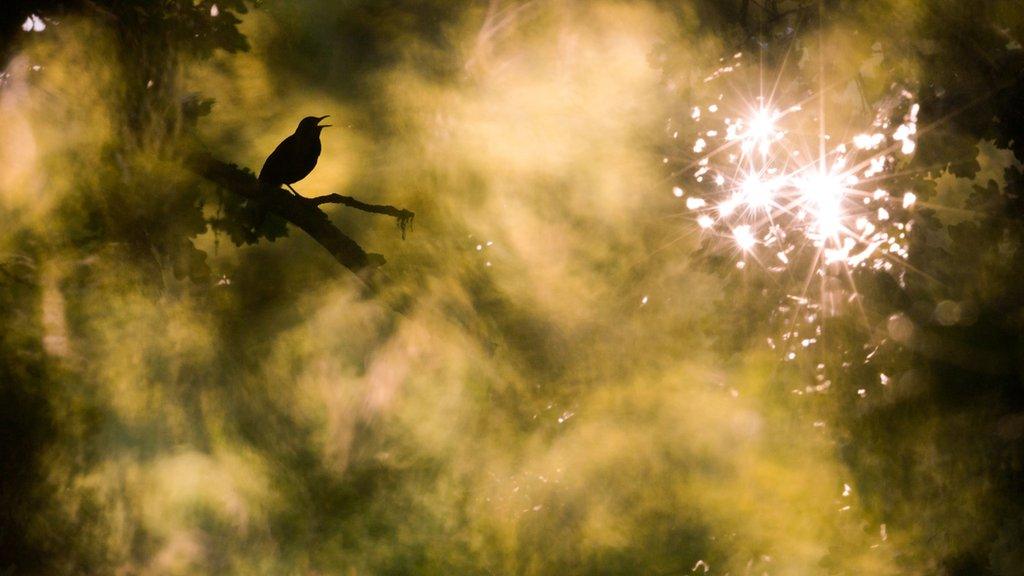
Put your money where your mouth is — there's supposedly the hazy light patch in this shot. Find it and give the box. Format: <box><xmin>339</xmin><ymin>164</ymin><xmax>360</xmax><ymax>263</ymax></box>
<box><xmin>0</xmin><ymin>62</ymin><xmax>41</xmax><ymax>212</ymax></box>
<box><xmin>1</xmin><ymin>23</ymin><xmax>119</xmax><ymax>227</ymax></box>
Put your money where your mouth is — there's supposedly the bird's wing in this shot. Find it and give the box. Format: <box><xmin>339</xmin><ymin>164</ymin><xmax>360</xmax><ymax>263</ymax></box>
<box><xmin>258</xmin><ymin>135</ymin><xmax>297</xmax><ymax>183</ymax></box>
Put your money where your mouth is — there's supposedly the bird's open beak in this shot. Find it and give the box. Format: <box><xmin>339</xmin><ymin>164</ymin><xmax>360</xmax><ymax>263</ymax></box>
<box><xmin>317</xmin><ymin>115</ymin><xmax>331</xmax><ymax>128</ymax></box>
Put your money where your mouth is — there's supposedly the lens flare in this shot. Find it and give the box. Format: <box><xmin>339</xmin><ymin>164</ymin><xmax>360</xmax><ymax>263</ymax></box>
<box><xmin>739</xmin><ymin>107</ymin><xmax>781</xmax><ymax>156</ymax></box>
<box><xmin>733</xmin><ymin>225</ymin><xmax>756</xmax><ymax>251</ymax></box>
<box><xmin>741</xmin><ymin>174</ymin><xmax>776</xmax><ymax>210</ymax></box>
<box><xmin>669</xmin><ymin>55</ymin><xmax>920</xmax><ymax>361</ymax></box>
<box><xmin>796</xmin><ymin>169</ymin><xmax>845</xmax><ymax>239</ymax></box>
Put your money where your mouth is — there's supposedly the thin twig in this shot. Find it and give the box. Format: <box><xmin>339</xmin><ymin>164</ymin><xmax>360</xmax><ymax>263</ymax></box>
<box><xmin>307</xmin><ymin>193</ymin><xmax>415</xmax><ymax>239</ymax></box>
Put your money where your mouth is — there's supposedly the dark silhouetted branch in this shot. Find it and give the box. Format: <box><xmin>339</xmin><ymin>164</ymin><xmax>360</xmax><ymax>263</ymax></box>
<box><xmin>188</xmin><ymin>153</ymin><xmax>413</xmax><ymax>281</ymax></box>
<box><xmin>307</xmin><ymin>193</ymin><xmax>415</xmax><ymax>239</ymax></box>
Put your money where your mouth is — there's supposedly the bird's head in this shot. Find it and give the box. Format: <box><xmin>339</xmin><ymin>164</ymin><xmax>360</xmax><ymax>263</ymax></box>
<box><xmin>296</xmin><ymin>115</ymin><xmax>331</xmax><ymax>136</ymax></box>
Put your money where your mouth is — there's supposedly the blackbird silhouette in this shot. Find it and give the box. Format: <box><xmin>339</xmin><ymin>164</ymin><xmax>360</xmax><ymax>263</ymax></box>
<box><xmin>258</xmin><ymin>115</ymin><xmax>331</xmax><ymax>196</ymax></box>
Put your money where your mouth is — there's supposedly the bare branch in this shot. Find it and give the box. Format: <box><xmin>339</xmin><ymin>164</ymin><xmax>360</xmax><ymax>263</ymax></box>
<box><xmin>307</xmin><ymin>193</ymin><xmax>415</xmax><ymax>239</ymax></box>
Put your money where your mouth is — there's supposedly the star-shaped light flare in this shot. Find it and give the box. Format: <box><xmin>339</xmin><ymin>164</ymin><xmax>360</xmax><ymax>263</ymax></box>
<box><xmin>670</xmin><ymin>54</ymin><xmax>920</xmax><ymax>360</ymax></box>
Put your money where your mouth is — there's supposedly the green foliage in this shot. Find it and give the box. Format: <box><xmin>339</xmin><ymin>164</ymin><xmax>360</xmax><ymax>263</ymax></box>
<box><xmin>207</xmin><ymin>165</ymin><xmax>290</xmax><ymax>247</ymax></box>
<box><xmin>3</xmin><ymin>0</ymin><xmax>1024</xmax><ymax>574</ymax></box>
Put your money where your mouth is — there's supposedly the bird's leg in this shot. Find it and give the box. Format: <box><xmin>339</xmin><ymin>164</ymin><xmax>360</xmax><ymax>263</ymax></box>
<box><xmin>285</xmin><ymin>183</ymin><xmax>301</xmax><ymax>197</ymax></box>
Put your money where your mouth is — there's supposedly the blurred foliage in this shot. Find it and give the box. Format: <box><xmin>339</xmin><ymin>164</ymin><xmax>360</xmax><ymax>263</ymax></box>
<box><xmin>2</xmin><ymin>0</ymin><xmax>1024</xmax><ymax>575</ymax></box>
<box><xmin>657</xmin><ymin>1</ymin><xmax>1024</xmax><ymax>574</ymax></box>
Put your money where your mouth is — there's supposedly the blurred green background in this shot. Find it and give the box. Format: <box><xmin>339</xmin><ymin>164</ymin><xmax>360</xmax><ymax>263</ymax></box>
<box><xmin>2</xmin><ymin>1</ymin><xmax>1024</xmax><ymax>574</ymax></box>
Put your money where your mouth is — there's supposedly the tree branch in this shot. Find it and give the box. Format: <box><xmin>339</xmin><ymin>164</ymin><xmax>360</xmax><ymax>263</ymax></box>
<box><xmin>188</xmin><ymin>153</ymin><xmax>412</xmax><ymax>281</ymax></box>
<box><xmin>307</xmin><ymin>193</ymin><xmax>415</xmax><ymax>239</ymax></box>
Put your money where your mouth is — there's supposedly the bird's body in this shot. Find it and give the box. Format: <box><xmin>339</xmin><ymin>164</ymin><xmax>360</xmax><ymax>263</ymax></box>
<box><xmin>258</xmin><ymin>115</ymin><xmax>331</xmax><ymax>196</ymax></box>
<box><xmin>259</xmin><ymin>133</ymin><xmax>321</xmax><ymax>186</ymax></box>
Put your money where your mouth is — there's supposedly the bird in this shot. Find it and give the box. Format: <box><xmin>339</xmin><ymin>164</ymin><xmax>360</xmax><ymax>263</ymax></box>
<box><xmin>258</xmin><ymin>115</ymin><xmax>331</xmax><ymax>197</ymax></box>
